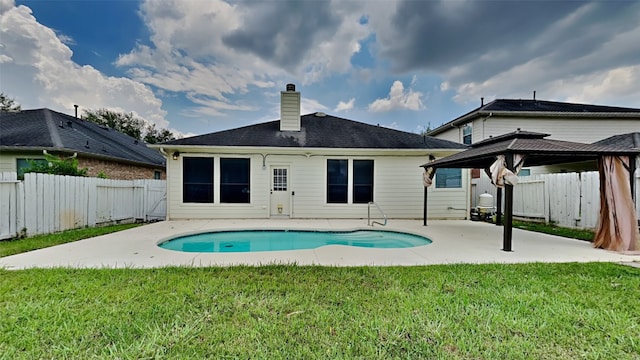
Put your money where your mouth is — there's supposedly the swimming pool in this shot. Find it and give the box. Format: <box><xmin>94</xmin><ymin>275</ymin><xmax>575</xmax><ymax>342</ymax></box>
<box><xmin>158</xmin><ymin>229</ymin><xmax>432</xmax><ymax>253</ymax></box>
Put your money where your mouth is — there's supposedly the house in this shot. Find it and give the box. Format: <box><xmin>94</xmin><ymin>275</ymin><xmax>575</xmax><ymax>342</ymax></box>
<box><xmin>154</xmin><ymin>84</ymin><xmax>468</xmax><ymax>221</ymax></box>
<box><xmin>429</xmin><ymin>98</ymin><xmax>640</xmax><ymax>144</ymax></box>
<box><xmin>428</xmin><ymin>98</ymin><xmax>640</xmax><ymax>174</ymax></box>
<box><xmin>428</xmin><ymin>98</ymin><xmax>640</xmax><ymax>207</ymax></box>
<box><xmin>0</xmin><ymin>108</ymin><xmax>166</xmax><ymax>180</ymax></box>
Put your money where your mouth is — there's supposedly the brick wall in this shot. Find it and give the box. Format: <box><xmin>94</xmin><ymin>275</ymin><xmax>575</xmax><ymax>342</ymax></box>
<box><xmin>78</xmin><ymin>157</ymin><xmax>166</xmax><ymax>180</ymax></box>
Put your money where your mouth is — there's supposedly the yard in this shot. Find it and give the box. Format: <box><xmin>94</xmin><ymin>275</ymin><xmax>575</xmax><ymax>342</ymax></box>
<box><xmin>1</xmin><ymin>263</ymin><xmax>639</xmax><ymax>359</ymax></box>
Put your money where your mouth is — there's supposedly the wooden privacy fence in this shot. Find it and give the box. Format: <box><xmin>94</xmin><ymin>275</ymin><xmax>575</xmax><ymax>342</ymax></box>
<box><xmin>0</xmin><ymin>172</ymin><xmax>166</xmax><ymax>240</ymax></box>
<box><xmin>473</xmin><ymin>171</ymin><xmax>640</xmax><ymax>229</ymax></box>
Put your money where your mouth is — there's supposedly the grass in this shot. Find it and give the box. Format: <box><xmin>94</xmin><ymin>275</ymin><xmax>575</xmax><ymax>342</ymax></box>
<box><xmin>1</xmin><ymin>263</ymin><xmax>639</xmax><ymax>359</ymax></box>
<box><xmin>0</xmin><ymin>224</ymin><xmax>141</xmax><ymax>258</ymax></box>
<box><xmin>513</xmin><ymin>220</ymin><xmax>595</xmax><ymax>241</ymax></box>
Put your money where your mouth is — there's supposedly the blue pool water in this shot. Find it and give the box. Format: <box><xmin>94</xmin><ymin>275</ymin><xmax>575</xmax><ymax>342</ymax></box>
<box><xmin>159</xmin><ymin>229</ymin><xmax>432</xmax><ymax>253</ymax></box>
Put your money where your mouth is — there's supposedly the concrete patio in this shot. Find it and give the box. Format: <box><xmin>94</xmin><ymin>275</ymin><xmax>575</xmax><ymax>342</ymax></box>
<box><xmin>1</xmin><ymin>219</ymin><xmax>638</xmax><ymax>270</ymax></box>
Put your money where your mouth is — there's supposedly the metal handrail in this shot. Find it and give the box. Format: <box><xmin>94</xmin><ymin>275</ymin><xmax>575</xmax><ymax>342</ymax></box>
<box><xmin>368</xmin><ymin>201</ymin><xmax>387</xmax><ymax>226</ymax></box>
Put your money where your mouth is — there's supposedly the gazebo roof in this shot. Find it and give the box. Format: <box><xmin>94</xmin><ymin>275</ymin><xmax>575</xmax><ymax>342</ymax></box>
<box><xmin>421</xmin><ymin>130</ymin><xmax>639</xmax><ymax>169</ymax></box>
<box><xmin>419</xmin><ymin>130</ymin><xmax>639</xmax><ymax>253</ymax></box>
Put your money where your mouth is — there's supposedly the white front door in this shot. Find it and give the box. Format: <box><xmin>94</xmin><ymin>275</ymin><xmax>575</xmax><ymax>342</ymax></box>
<box><xmin>270</xmin><ymin>166</ymin><xmax>290</xmax><ymax>216</ymax></box>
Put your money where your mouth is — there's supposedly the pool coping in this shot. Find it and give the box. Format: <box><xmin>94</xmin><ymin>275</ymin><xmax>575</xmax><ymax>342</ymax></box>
<box><xmin>1</xmin><ymin>219</ymin><xmax>638</xmax><ymax>269</ymax></box>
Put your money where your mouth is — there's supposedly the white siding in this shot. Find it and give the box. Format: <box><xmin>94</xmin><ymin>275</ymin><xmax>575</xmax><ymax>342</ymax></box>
<box><xmin>481</xmin><ymin>117</ymin><xmax>639</xmax><ymax>143</ymax></box>
<box><xmin>0</xmin><ymin>153</ymin><xmax>18</xmax><ymax>173</ymax></box>
<box><xmin>166</xmin><ymin>152</ymin><xmax>468</xmax><ymax>220</ymax></box>
<box><xmin>434</xmin><ymin>117</ymin><xmax>639</xmax><ymax>145</ymax></box>
<box><xmin>280</xmin><ymin>91</ymin><xmax>301</xmax><ymax>131</ymax></box>
<box><xmin>433</xmin><ymin>127</ymin><xmax>461</xmax><ymax>143</ymax></box>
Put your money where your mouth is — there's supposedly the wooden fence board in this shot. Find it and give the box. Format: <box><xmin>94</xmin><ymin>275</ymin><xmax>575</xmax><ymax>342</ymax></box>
<box><xmin>0</xmin><ymin>173</ymin><xmax>166</xmax><ymax>238</ymax></box>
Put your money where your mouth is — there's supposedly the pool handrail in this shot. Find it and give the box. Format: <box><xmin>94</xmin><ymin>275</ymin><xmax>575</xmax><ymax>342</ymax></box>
<box><xmin>368</xmin><ymin>201</ymin><xmax>387</xmax><ymax>227</ymax></box>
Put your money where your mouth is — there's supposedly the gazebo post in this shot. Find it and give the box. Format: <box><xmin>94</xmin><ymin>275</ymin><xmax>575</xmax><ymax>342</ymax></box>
<box><xmin>630</xmin><ymin>155</ymin><xmax>637</xmax><ymax>203</ymax></box>
<box><xmin>495</xmin><ymin>188</ymin><xmax>503</xmax><ymax>226</ymax></box>
<box><xmin>423</xmin><ymin>186</ymin><xmax>428</xmax><ymax>226</ymax></box>
<box><xmin>502</xmin><ymin>153</ymin><xmax>514</xmax><ymax>252</ymax></box>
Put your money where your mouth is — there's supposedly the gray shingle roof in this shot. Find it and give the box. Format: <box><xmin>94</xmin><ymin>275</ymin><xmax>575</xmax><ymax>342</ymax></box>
<box><xmin>0</xmin><ymin>109</ymin><xmax>165</xmax><ymax>167</ymax></box>
<box><xmin>482</xmin><ymin>99</ymin><xmax>640</xmax><ymax>113</ymax></box>
<box><xmin>429</xmin><ymin>99</ymin><xmax>640</xmax><ymax>136</ymax></box>
<box><xmin>163</xmin><ymin>113</ymin><xmax>467</xmax><ymax>150</ymax></box>
<box><xmin>593</xmin><ymin>132</ymin><xmax>640</xmax><ymax>149</ymax></box>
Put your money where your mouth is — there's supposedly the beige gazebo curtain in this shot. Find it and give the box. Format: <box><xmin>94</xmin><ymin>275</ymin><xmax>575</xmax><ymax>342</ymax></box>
<box><xmin>593</xmin><ymin>156</ymin><xmax>640</xmax><ymax>252</ymax></box>
<box><xmin>484</xmin><ymin>154</ymin><xmax>525</xmax><ymax>187</ymax></box>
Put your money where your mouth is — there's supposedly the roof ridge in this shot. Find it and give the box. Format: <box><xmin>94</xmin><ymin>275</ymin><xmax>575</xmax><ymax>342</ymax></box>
<box><xmin>43</xmin><ymin>109</ymin><xmax>64</xmax><ymax>148</ymax></box>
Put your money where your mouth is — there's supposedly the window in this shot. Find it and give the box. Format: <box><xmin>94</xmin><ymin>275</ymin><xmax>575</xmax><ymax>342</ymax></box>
<box><xmin>273</xmin><ymin>168</ymin><xmax>287</xmax><ymax>191</ymax></box>
<box><xmin>153</xmin><ymin>170</ymin><xmax>162</xmax><ymax>180</ymax></box>
<box><xmin>462</xmin><ymin>124</ymin><xmax>472</xmax><ymax>145</ymax></box>
<box><xmin>183</xmin><ymin>157</ymin><xmax>213</xmax><ymax>203</ymax></box>
<box><xmin>220</xmin><ymin>158</ymin><xmax>250</xmax><ymax>203</ymax></box>
<box><xmin>327</xmin><ymin>159</ymin><xmax>348</xmax><ymax>203</ymax></box>
<box><xmin>17</xmin><ymin>158</ymin><xmax>48</xmax><ymax>177</ymax></box>
<box><xmin>353</xmin><ymin>160</ymin><xmax>374</xmax><ymax>203</ymax></box>
<box><xmin>436</xmin><ymin>168</ymin><xmax>462</xmax><ymax>188</ymax></box>
<box><xmin>518</xmin><ymin>169</ymin><xmax>531</xmax><ymax>177</ymax></box>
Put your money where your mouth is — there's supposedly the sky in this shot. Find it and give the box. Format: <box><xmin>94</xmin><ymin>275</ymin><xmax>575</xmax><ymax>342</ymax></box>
<box><xmin>1</xmin><ymin>0</ymin><xmax>640</xmax><ymax>138</ymax></box>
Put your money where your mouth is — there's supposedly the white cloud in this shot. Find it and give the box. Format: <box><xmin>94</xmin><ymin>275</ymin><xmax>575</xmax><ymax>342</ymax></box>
<box><xmin>368</xmin><ymin>80</ymin><xmax>425</xmax><ymax>112</ymax></box>
<box><xmin>334</xmin><ymin>97</ymin><xmax>355</xmax><ymax>112</ymax></box>
<box><xmin>0</xmin><ymin>0</ymin><xmax>13</xmax><ymax>14</ymax></box>
<box><xmin>115</xmin><ymin>0</ymin><xmax>373</xmax><ymax>118</ymax></box>
<box><xmin>0</xmin><ymin>2</ymin><xmax>169</xmax><ymax>129</ymax></box>
<box><xmin>301</xmin><ymin>98</ymin><xmax>328</xmax><ymax>115</ymax></box>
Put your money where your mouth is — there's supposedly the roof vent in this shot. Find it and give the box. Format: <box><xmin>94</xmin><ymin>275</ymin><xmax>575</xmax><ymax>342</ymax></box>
<box><xmin>315</xmin><ymin>112</ymin><xmax>326</xmax><ymax>117</ymax></box>
<box><xmin>286</xmin><ymin>83</ymin><xmax>296</xmax><ymax>92</ymax></box>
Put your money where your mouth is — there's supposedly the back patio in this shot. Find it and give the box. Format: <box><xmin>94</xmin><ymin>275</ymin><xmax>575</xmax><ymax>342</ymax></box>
<box><xmin>1</xmin><ymin>219</ymin><xmax>637</xmax><ymax>269</ymax></box>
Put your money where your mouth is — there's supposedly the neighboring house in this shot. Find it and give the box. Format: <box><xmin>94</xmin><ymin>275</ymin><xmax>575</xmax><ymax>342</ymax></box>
<box><xmin>428</xmin><ymin>99</ymin><xmax>640</xmax><ymax>207</ymax></box>
<box><xmin>0</xmin><ymin>108</ymin><xmax>166</xmax><ymax>180</ymax></box>
<box><xmin>154</xmin><ymin>84</ymin><xmax>468</xmax><ymax>221</ymax></box>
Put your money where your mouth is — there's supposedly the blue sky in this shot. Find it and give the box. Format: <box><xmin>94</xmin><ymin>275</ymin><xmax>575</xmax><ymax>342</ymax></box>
<box><xmin>2</xmin><ymin>0</ymin><xmax>640</xmax><ymax>138</ymax></box>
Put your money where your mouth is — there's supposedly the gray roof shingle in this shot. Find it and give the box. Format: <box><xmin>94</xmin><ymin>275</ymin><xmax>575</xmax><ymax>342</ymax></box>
<box><xmin>429</xmin><ymin>99</ymin><xmax>640</xmax><ymax>136</ymax></box>
<box><xmin>593</xmin><ymin>132</ymin><xmax>640</xmax><ymax>149</ymax></box>
<box><xmin>482</xmin><ymin>99</ymin><xmax>640</xmax><ymax>113</ymax></box>
<box><xmin>163</xmin><ymin>113</ymin><xmax>467</xmax><ymax>150</ymax></box>
<box><xmin>422</xmin><ymin>130</ymin><xmax>639</xmax><ymax>169</ymax></box>
<box><xmin>0</xmin><ymin>108</ymin><xmax>165</xmax><ymax>167</ymax></box>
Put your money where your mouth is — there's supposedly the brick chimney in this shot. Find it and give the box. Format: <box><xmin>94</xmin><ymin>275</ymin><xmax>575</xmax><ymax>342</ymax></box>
<box><xmin>280</xmin><ymin>83</ymin><xmax>300</xmax><ymax>131</ymax></box>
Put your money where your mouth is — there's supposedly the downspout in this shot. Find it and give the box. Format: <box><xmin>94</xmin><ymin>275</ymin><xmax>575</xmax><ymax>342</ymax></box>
<box><xmin>481</xmin><ymin>112</ymin><xmax>493</xmax><ymax>140</ymax></box>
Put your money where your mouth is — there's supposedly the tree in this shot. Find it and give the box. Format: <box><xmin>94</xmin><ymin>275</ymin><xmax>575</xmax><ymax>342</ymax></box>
<box><xmin>83</xmin><ymin>108</ymin><xmax>176</xmax><ymax>144</ymax></box>
<box><xmin>419</xmin><ymin>122</ymin><xmax>432</xmax><ymax>136</ymax></box>
<box><xmin>144</xmin><ymin>123</ymin><xmax>176</xmax><ymax>144</ymax></box>
<box><xmin>0</xmin><ymin>93</ymin><xmax>22</xmax><ymax>112</ymax></box>
<box><xmin>83</xmin><ymin>109</ymin><xmax>145</xmax><ymax>140</ymax></box>
<box><xmin>19</xmin><ymin>152</ymin><xmax>88</xmax><ymax>179</ymax></box>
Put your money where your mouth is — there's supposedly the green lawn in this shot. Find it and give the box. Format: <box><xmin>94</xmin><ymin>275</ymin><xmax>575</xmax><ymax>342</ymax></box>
<box><xmin>513</xmin><ymin>221</ymin><xmax>595</xmax><ymax>241</ymax></box>
<box><xmin>1</xmin><ymin>263</ymin><xmax>639</xmax><ymax>359</ymax></box>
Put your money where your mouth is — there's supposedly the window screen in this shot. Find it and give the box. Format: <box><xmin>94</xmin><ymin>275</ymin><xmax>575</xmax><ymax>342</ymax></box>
<box><xmin>353</xmin><ymin>160</ymin><xmax>374</xmax><ymax>203</ymax></box>
<box><xmin>183</xmin><ymin>157</ymin><xmax>214</xmax><ymax>203</ymax></box>
<box><xmin>220</xmin><ymin>158</ymin><xmax>250</xmax><ymax>203</ymax></box>
<box><xmin>327</xmin><ymin>159</ymin><xmax>348</xmax><ymax>203</ymax></box>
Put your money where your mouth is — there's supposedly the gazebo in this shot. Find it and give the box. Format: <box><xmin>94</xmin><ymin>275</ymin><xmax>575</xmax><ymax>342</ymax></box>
<box><xmin>421</xmin><ymin>130</ymin><xmax>639</xmax><ymax>252</ymax></box>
